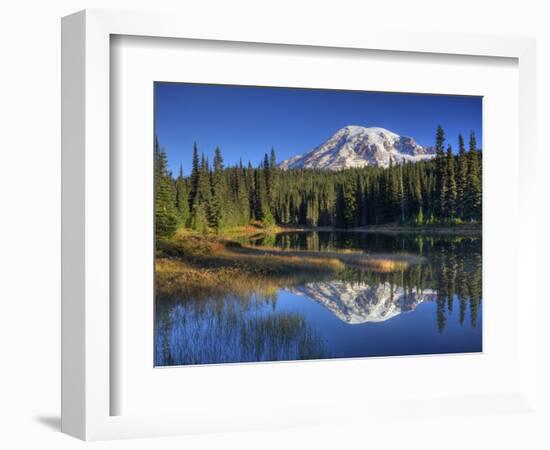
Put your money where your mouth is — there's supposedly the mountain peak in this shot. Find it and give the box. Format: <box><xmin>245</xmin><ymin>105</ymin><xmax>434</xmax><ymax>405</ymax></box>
<box><xmin>279</xmin><ymin>125</ymin><xmax>435</xmax><ymax>170</ymax></box>
<box><xmin>342</xmin><ymin>125</ymin><xmax>398</xmax><ymax>137</ymax></box>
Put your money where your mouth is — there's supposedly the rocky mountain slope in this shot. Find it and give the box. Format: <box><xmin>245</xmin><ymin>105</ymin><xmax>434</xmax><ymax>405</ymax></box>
<box><xmin>279</xmin><ymin>125</ymin><xmax>435</xmax><ymax>170</ymax></box>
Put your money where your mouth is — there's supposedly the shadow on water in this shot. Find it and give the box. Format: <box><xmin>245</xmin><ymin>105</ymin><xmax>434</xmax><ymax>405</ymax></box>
<box><xmin>156</xmin><ymin>231</ymin><xmax>482</xmax><ymax>366</ymax></box>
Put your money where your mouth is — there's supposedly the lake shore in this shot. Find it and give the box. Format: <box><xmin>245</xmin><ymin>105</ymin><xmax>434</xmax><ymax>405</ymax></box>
<box><xmin>156</xmin><ymin>229</ymin><xmax>424</xmax><ymax>299</ymax></box>
<box><xmin>156</xmin><ymin>231</ymin><xmax>345</xmax><ymax>299</ymax></box>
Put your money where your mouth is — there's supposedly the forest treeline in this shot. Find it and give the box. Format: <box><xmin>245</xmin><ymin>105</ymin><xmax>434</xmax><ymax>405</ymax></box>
<box><xmin>155</xmin><ymin>125</ymin><xmax>482</xmax><ymax>237</ymax></box>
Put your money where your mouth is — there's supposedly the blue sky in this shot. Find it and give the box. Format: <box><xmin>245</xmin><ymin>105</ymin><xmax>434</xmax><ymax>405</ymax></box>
<box><xmin>155</xmin><ymin>82</ymin><xmax>482</xmax><ymax>175</ymax></box>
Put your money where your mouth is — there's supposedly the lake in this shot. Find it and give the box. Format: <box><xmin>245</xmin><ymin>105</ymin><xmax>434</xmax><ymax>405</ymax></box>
<box><xmin>155</xmin><ymin>231</ymin><xmax>482</xmax><ymax>366</ymax></box>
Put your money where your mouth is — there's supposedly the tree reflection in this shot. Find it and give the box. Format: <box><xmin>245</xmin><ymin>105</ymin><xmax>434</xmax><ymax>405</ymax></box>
<box><xmin>284</xmin><ymin>234</ymin><xmax>482</xmax><ymax>332</ymax></box>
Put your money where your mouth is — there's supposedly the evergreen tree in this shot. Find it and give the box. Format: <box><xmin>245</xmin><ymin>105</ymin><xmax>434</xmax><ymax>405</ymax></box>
<box><xmin>456</xmin><ymin>134</ymin><xmax>468</xmax><ymax>219</ymax></box>
<box><xmin>270</xmin><ymin>147</ymin><xmax>277</xmax><ymax>170</ymax></box>
<box><xmin>210</xmin><ymin>147</ymin><xmax>225</xmax><ymax>231</ymax></box>
<box><xmin>175</xmin><ymin>164</ymin><xmax>190</xmax><ymax>227</ymax></box>
<box><xmin>305</xmin><ymin>192</ymin><xmax>319</xmax><ymax>226</ymax></box>
<box><xmin>263</xmin><ymin>152</ymin><xmax>271</xmax><ymax>200</ymax></box>
<box><xmin>254</xmin><ymin>165</ymin><xmax>274</xmax><ymax>225</ymax></box>
<box><xmin>412</xmin><ymin>163</ymin><xmax>423</xmax><ymax>221</ymax></box>
<box><xmin>245</xmin><ymin>161</ymin><xmax>255</xmax><ymax>220</ymax></box>
<box><xmin>340</xmin><ymin>178</ymin><xmax>357</xmax><ymax>228</ymax></box>
<box><xmin>190</xmin><ymin>153</ymin><xmax>212</xmax><ymax>234</ymax></box>
<box><xmin>435</xmin><ymin>125</ymin><xmax>447</xmax><ymax>219</ymax></box>
<box><xmin>189</xmin><ymin>142</ymin><xmax>200</xmax><ymax>209</ymax></box>
<box><xmin>154</xmin><ymin>138</ymin><xmax>178</xmax><ymax>238</ymax></box>
<box><xmin>236</xmin><ymin>163</ymin><xmax>250</xmax><ymax>224</ymax></box>
<box><xmin>417</xmin><ymin>205</ymin><xmax>424</xmax><ymax>225</ymax></box>
<box><xmin>445</xmin><ymin>145</ymin><xmax>457</xmax><ymax>219</ymax></box>
<box><xmin>387</xmin><ymin>159</ymin><xmax>401</xmax><ymax>222</ymax></box>
<box><xmin>466</xmin><ymin>131</ymin><xmax>482</xmax><ymax>220</ymax></box>
<box><xmin>356</xmin><ymin>174</ymin><xmax>367</xmax><ymax>226</ymax></box>
<box><xmin>469</xmin><ymin>130</ymin><xmax>477</xmax><ymax>152</ymax></box>
<box><xmin>190</xmin><ymin>202</ymin><xmax>209</xmax><ymax>234</ymax></box>
<box><xmin>268</xmin><ymin>147</ymin><xmax>278</xmax><ymax>210</ymax></box>
<box><xmin>398</xmin><ymin>163</ymin><xmax>405</xmax><ymax>223</ymax></box>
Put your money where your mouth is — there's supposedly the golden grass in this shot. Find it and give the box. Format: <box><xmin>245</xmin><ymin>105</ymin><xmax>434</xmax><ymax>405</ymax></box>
<box><xmin>351</xmin><ymin>258</ymin><xmax>410</xmax><ymax>272</ymax></box>
<box><xmin>231</xmin><ymin>244</ymin><xmax>419</xmax><ymax>273</ymax></box>
<box><xmin>156</xmin><ymin>231</ymin><xmax>422</xmax><ymax>298</ymax></box>
<box><xmin>156</xmin><ymin>232</ymin><xmax>345</xmax><ymax>299</ymax></box>
<box><xmin>156</xmin><ymin>257</ymin><xmax>281</xmax><ymax>299</ymax></box>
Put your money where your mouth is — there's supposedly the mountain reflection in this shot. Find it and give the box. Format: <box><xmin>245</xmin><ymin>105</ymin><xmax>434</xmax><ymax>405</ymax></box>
<box><xmin>287</xmin><ymin>281</ymin><xmax>437</xmax><ymax>324</ymax></box>
<box><xmin>281</xmin><ymin>233</ymin><xmax>483</xmax><ymax>330</ymax></box>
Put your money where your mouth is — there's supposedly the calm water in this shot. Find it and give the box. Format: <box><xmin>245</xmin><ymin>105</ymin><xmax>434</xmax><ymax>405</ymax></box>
<box><xmin>155</xmin><ymin>231</ymin><xmax>482</xmax><ymax>366</ymax></box>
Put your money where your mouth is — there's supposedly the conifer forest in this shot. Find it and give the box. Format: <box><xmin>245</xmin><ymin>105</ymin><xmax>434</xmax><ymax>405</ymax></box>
<box><xmin>155</xmin><ymin>126</ymin><xmax>481</xmax><ymax>238</ymax></box>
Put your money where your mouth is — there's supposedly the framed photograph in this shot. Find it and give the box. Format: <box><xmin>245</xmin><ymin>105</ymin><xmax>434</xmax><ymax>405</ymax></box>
<box><xmin>153</xmin><ymin>82</ymin><xmax>483</xmax><ymax>367</ymax></box>
<box><xmin>62</xmin><ymin>9</ymin><xmax>538</xmax><ymax>441</ymax></box>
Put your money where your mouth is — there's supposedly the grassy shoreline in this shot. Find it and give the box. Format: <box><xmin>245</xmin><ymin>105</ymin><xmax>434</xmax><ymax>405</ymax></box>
<box><xmin>156</xmin><ymin>228</ymin><xmax>424</xmax><ymax>300</ymax></box>
<box><xmin>156</xmin><ymin>230</ymin><xmax>345</xmax><ymax>299</ymax></box>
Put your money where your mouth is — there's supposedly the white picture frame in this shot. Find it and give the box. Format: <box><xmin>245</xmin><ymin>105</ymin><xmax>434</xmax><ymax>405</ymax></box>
<box><xmin>61</xmin><ymin>9</ymin><xmax>538</xmax><ymax>441</ymax></box>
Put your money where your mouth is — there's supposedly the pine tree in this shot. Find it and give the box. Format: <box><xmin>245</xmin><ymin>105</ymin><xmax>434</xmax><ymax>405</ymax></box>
<box><xmin>435</xmin><ymin>125</ymin><xmax>447</xmax><ymax>220</ymax></box>
<box><xmin>154</xmin><ymin>139</ymin><xmax>178</xmax><ymax>238</ymax></box>
<box><xmin>270</xmin><ymin>147</ymin><xmax>277</xmax><ymax>170</ymax></box>
<box><xmin>340</xmin><ymin>178</ymin><xmax>357</xmax><ymax>228</ymax></box>
<box><xmin>210</xmin><ymin>147</ymin><xmax>225</xmax><ymax>231</ymax></box>
<box><xmin>456</xmin><ymin>134</ymin><xmax>468</xmax><ymax>219</ymax></box>
<box><xmin>387</xmin><ymin>159</ymin><xmax>401</xmax><ymax>222</ymax></box>
<box><xmin>469</xmin><ymin>130</ymin><xmax>477</xmax><ymax>152</ymax></box>
<box><xmin>445</xmin><ymin>145</ymin><xmax>457</xmax><ymax>219</ymax></box>
<box><xmin>417</xmin><ymin>205</ymin><xmax>424</xmax><ymax>225</ymax></box>
<box><xmin>263</xmin><ymin>152</ymin><xmax>271</xmax><ymax>199</ymax></box>
<box><xmin>254</xmin><ymin>165</ymin><xmax>274</xmax><ymax>225</ymax></box>
<box><xmin>323</xmin><ymin>178</ymin><xmax>336</xmax><ymax>226</ymax></box>
<box><xmin>245</xmin><ymin>161</ymin><xmax>255</xmax><ymax>220</ymax></box>
<box><xmin>189</xmin><ymin>142</ymin><xmax>200</xmax><ymax>209</ymax></box>
<box><xmin>306</xmin><ymin>192</ymin><xmax>319</xmax><ymax>226</ymax></box>
<box><xmin>190</xmin><ymin>153</ymin><xmax>212</xmax><ymax>234</ymax></box>
<box><xmin>236</xmin><ymin>163</ymin><xmax>250</xmax><ymax>225</ymax></box>
<box><xmin>412</xmin><ymin>163</ymin><xmax>423</xmax><ymax>220</ymax></box>
<box><xmin>268</xmin><ymin>147</ymin><xmax>278</xmax><ymax>210</ymax></box>
<box><xmin>175</xmin><ymin>164</ymin><xmax>190</xmax><ymax>227</ymax></box>
<box><xmin>190</xmin><ymin>202</ymin><xmax>208</xmax><ymax>234</ymax></box>
<box><xmin>356</xmin><ymin>174</ymin><xmax>367</xmax><ymax>226</ymax></box>
<box><xmin>398</xmin><ymin>163</ymin><xmax>405</xmax><ymax>223</ymax></box>
<box><xmin>466</xmin><ymin>131</ymin><xmax>482</xmax><ymax>221</ymax></box>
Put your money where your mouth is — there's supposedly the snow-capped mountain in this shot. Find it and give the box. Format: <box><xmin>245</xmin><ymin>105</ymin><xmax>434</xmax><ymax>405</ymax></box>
<box><xmin>286</xmin><ymin>281</ymin><xmax>437</xmax><ymax>324</ymax></box>
<box><xmin>279</xmin><ymin>125</ymin><xmax>436</xmax><ymax>170</ymax></box>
